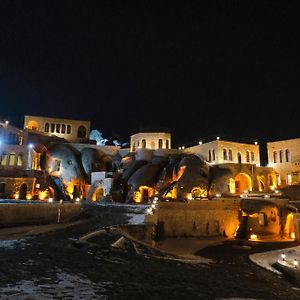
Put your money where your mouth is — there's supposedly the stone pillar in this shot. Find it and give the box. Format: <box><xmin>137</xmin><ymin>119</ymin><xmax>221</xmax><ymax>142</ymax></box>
<box><xmin>293</xmin><ymin>213</ymin><xmax>300</xmax><ymax>242</ymax></box>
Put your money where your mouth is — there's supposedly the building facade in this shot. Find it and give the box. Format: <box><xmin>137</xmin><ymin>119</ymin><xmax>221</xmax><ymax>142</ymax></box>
<box><xmin>267</xmin><ymin>138</ymin><xmax>300</xmax><ymax>187</ymax></box>
<box><xmin>24</xmin><ymin>115</ymin><xmax>91</xmax><ymax>143</ymax></box>
<box><xmin>130</xmin><ymin>132</ymin><xmax>171</xmax><ymax>152</ymax></box>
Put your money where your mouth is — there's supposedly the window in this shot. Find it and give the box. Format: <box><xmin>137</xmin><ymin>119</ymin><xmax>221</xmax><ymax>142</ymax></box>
<box><xmin>237</xmin><ymin>152</ymin><xmax>242</xmax><ymax>164</ymax></box>
<box><xmin>251</xmin><ymin>152</ymin><xmax>255</xmax><ymax>162</ymax></box>
<box><xmin>61</xmin><ymin>124</ymin><xmax>66</xmax><ymax>134</ymax></box>
<box><xmin>0</xmin><ymin>153</ymin><xmax>7</xmax><ymax>166</ymax></box>
<box><xmin>246</xmin><ymin>151</ymin><xmax>250</xmax><ymax>163</ymax></box>
<box><xmin>274</xmin><ymin>151</ymin><xmax>277</xmax><ymax>163</ymax></box>
<box><xmin>17</xmin><ymin>154</ymin><xmax>23</xmax><ymax>166</ymax></box>
<box><xmin>158</xmin><ymin>139</ymin><xmax>163</xmax><ymax>149</ymax></box>
<box><xmin>166</xmin><ymin>139</ymin><xmax>169</xmax><ymax>149</ymax></box>
<box><xmin>9</xmin><ymin>152</ymin><xmax>16</xmax><ymax>166</ymax></box>
<box><xmin>77</xmin><ymin>125</ymin><xmax>87</xmax><ymax>138</ymax></box>
<box><xmin>208</xmin><ymin>150</ymin><xmax>212</xmax><ymax>162</ymax></box>
<box><xmin>56</xmin><ymin>124</ymin><xmax>61</xmax><ymax>133</ymax></box>
<box><xmin>279</xmin><ymin>150</ymin><xmax>283</xmax><ymax>163</ymax></box>
<box><xmin>223</xmin><ymin>149</ymin><xmax>227</xmax><ymax>161</ymax></box>
<box><xmin>50</xmin><ymin>123</ymin><xmax>55</xmax><ymax>133</ymax></box>
<box><xmin>212</xmin><ymin>149</ymin><xmax>216</xmax><ymax>161</ymax></box>
<box><xmin>54</xmin><ymin>160</ymin><xmax>61</xmax><ymax>172</ymax></box>
<box><xmin>142</xmin><ymin>139</ymin><xmax>146</xmax><ymax>148</ymax></box>
<box><xmin>67</xmin><ymin>125</ymin><xmax>71</xmax><ymax>134</ymax></box>
<box><xmin>45</xmin><ymin>123</ymin><xmax>50</xmax><ymax>133</ymax></box>
<box><xmin>286</xmin><ymin>149</ymin><xmax>291</xmax><ymax>162</ymax></box>
<box><xmin>228</xmin><ymin>149</ymin><xmax>233</xmax><ymax>161</ymax></box>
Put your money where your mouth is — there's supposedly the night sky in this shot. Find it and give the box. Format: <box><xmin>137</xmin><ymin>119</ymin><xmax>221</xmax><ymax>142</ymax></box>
<box><xmin>0</xmin><ymin>1</ymin><xmax>299</xmax><ymax>150</ymax></box>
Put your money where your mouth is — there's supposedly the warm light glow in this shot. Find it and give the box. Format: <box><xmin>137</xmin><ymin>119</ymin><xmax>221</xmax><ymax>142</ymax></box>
<box><xmin>48</xmin><ymin>198</ymin><xmax>53</xmax><ymax>203</ymax></box>
<box><xmin>249</xmin><ymin>234</ymin><xmax>258</xmax><ymax>241</ymax></box>
<box><xmin>216</xmin><ymin>136</ymin><xmax>220</xmax><ymax>140</ymax></box>
<box><xmin>5</xmin><ymin>120</ymin><xmax>9</xmax><ymax>125</ymax></box>
<box><xmin>215</xmin><ymin>193</ymin><xmax>221</xmax><ymax>198</ymax></box>
<box><xmin>294</xmin><ymin>259</ymin><xmax>298</xmax><ymax>268</ymax></box>
<box><xmin>290</xmin><ymin>232</ymin><xmax>296</xmax><ymax>239</ymax></box>
<box><xmin>281</xmin><ymin>253</ymin><xmax>286</xmax><ymax>261</ymax></box>
<box><xmin>254</xmin><ymin>141</ymin><xmax>258</xmax><ymax>145</ymax></box>
<box><xmin>14</xmin><ymin>192</ymin><xmax>19</xmax><ymax>200</ymax></box>
<box><xmin>26</xmin><ymin>194</ymin><xmax>33</xmax><ymax>200</ymax></box>
<box><xmin>199</xmin><ymin>141</ymin><xmax>202</xmax><ymax>145</ymax></box>
<box><xmin>186</xmin><ymin>193</ymin><xmax>193</xmax><ymax>200</ymax></box>
<box><xmin>75</xmin><ymin>197</ymin><xmax>80</xmax><ymax>202</ymax></box>
<box><xmin>39</xmin><ymin>190</ymin><xmax>49</xmax><ymax>200</ymax></box>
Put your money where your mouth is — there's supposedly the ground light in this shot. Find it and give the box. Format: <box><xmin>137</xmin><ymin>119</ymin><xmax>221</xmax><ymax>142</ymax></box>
<box><xmin>249</xmin><ymin>234</ymin><xmax>258</xmax><ymax>241</ymax></box>
<box><xmin>281</xmin><ymin>253</ymin><xmax>286</xmax><ymax>261</ymax></box>
<box><xmin>48</xmin><ymin>198</ymin><xmax>53</xmax><ymax>203</ymax></box>
<box><xmin>75</xmin><ymin>197</ymin><xmax>80</xmax><ymax>202</ymax></box>
<box><xmin>294</xmin><ymin>259</ymin><xmax>298</xmax><ymax>268</ymax></box>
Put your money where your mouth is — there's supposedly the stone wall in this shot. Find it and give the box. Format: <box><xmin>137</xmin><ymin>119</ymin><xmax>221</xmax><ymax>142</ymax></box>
<box><xmin>130</xmin><ymin>132</ymin><xmax>171</xmax><ymax>152</ymax></box>
<box><xmin>0</xmin><ymin>203</ymin><xmax>81</xmax><ymax>227</ymax></box>
<box><xmin>146</xmin><ymin>198</ymin><xmax>241</xmax><ymax>238</ymax></box>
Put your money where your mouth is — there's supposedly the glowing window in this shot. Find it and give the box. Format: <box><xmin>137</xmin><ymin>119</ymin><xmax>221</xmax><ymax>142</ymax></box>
<box><xmin>246</xmin><ymin>151</ymin><xmax>250</xmax><ymax>163</ymax></box>
<box><xmin>228</xmin><ymin>149</ymin><xmax>233</xmax><ymax>161</ymax></box>
<box><xmin>1</xmin><ymin>153</ymin><xmax>8</xmax><ymax>166</ymax></box>
<box><xmin>9</xmin><ymin>152</ymin><xmax>16</xmax><ymax>166</ymax></box>
<box><xmin>17</xmin><ymin>154</ymin><xmax>23</xmax><ymax>166</ymax></box>
<box><xmin>251</xmin><ymin>152</ymin><xmax>255</xmax><ymax>162</ymax></box>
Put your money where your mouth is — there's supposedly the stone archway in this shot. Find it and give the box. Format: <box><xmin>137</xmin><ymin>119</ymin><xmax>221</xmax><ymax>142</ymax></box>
<box><xmin>234</xmin><ymin>173</ymin><xmax>252</xmax><ymax>193</ymax></box>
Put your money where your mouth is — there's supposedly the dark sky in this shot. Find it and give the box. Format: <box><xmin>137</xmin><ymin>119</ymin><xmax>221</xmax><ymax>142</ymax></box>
<box><xmin>0</xmin><ymin>1</ymin><xmax>299</xmax><ymax>148</ymax></box>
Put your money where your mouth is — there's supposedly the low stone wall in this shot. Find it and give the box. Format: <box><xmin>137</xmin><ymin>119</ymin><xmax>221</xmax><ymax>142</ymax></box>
<box><xmin>0</xmin><ymin>203</ymin><xmax>82</xmax><ymax>227</ymax></box>
<box><xmin>146</xmin><ymin>198</ymin><xmax>241</xmax><ymax>239</ymax></box>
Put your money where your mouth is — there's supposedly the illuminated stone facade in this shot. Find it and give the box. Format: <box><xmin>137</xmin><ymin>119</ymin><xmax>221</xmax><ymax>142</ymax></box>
<box><xmin>185</xmin><ymin>139</ymin><xmax>260</xmax><ymax>165</ymax></box>
<box><xmin>267</xmin><ymin>138</ymin><xmax>300</xmax><ymax>187</ymax></box>
<box><xmin>130</xmin><ymin>132</ymin><xmax>171</xmax><ymax>152</ymax></box>
<box><xmin>0</xmin><ymin>121</ymin><xmax>24</xmax><ymax>145</ymax></box>
<box><xmin>24</xmin><ymin>115</ymin><xmax>91</xmax><ymax>143</ymax></box>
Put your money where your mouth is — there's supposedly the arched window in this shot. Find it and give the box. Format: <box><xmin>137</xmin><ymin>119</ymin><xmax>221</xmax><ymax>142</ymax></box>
<box><xmin>246</xmin><ymin>151</ymin><xmax>250</xmax><ymax>163</ymax></box>
<box><xmin>228</xmin><ymin>149</ymin><xmax>233</xmax><ymax>161</ymax></box>
<box><xmin>279</xmin><ymin>150</ymin><xmax>283</xmax><ymax>163</ymax></box>
<box><xmin>45</xmin><ymin>123</ymin><xmax>50</xmax><ymax>133</ymax></box>
<box><xmin>237</xmin><ymin>152</ymin><xmax>242</xmax><ymax>164</ymax></box>
<box><xmin>9</xmin><ymin>152</ymin><xmax>16</xmax><ymax>166</ymax></box>
<box><xmin>17</xmin><ymin>154</ymin><xmax>23</xmax><ymax>166</ymax></box>
<box><xmin>274</xmin><ymin>151</ymin><xmax>277</xmax><ymax>163</ymax></box>
<box><xmin>61</xmin><ymin>124</ymin><xmax>66</xmax><ymax>134</ymax></box>
<box><xmin>158</xmin><ymin>139</ymin><xmax>163</xmax><ymax>149</ymax></box>
<box><xmin>212</xmin><ymin>149</ymin><xmax>216</xmax><ymax>161</ymax></box>
<box><xmin>1</xmin><ymin>152</ymin><xmax>8</xmax><ymax>166</ymax></box>
<box><xmin>56</xmin><ymin>124</ymin><xmax>61</xmax><ymax>133</ymax></box>
<box><xmin>286</xmin><ymin>149</ymin><xmax>291</xmax><ymax>162</ymax></box>
<box><xmin>50</xmin><ymin>123</ymin><xmax>55</xmax><ymax>133</ymax></box>
<box><xmin>67</xmin><ymin>125</ymin><xmax>71</xmax><ymax>134</ymax></box>
<box><xmin>166</xmin><ymin>140</ymin><xmax>169</xmax><ymax>149</ymax></box>
<box><xmin>223</xmin><ymin>149</ymin><xmax>227</xmax><ymax>161</ymax></box>
<box><xmin>77</xmin><ymin>126</ymin><xmax>87</xmax><ymax>138</ymax></box>
<box><xmin>251</xmin><ymin>152</ymin><xmax>255</xmax><ymax>162</ymax></box>
<box><xmin>142</xmin><ymin>139</ymin><xmax>146</xmax><ymax>148</ymax></box>
<box><xmin>208</xmin><ymin>150</ymin><xmax>212</xmax><ymax>162</ymax></box>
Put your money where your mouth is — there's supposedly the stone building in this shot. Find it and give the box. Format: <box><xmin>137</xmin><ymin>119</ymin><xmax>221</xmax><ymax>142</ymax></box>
<box><xmin>0</xmin><ymin>121</ymin><xmax>24</xmax><ymax>145</ymax></box>
<box><xmin>24</xmin><ymin>115</ymin><xmax>91</xmax><ymax>143</ymax></box>
<box><xmin>267</xmin><ymin>138</ymin><xmax>300</xmax><ymax>187</ymax></box>
<box><xmin>130</xmin><ymin>132</ymin><xmax>171</xmax><ymax>152</ymax></box>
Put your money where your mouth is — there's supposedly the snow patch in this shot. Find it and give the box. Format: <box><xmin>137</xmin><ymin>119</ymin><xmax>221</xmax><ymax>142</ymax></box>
<box><xmin>0</xmin><ymin>239</ymin><xmax>27</xmax><ymax>250</ymax></box>
<box><xmin>126</xmin><ymin>213</ymin><xmax>145</xmax><ymax>225</ymax></box>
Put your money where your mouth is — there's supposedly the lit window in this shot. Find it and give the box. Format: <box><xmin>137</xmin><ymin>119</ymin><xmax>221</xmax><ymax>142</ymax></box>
<box><xmin>17</xmin><ymin>154</ymin><xmax>23</xmax><ymax>166</ymax></box>
<box><xmin>251</xmin><ymin>152</ymin><xmax>255</xmax><ymax>162</ymax></box>
<box><xmin>0</xmin><ymin>153</ymin><xmax>8</xmax><ymax>166</ymax></box>
<box><xmin>9</xmin><ymin>152</ymin><xmax>16</xmax><ymax>166</ymax></box>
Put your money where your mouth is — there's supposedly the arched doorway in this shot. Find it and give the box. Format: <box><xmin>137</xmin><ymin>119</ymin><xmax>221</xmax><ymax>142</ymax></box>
<box><xmin>19</xmin><ymin>184</ymin><xmax>28</xmax><ymax>200</ymax></box>
<box><xmin>77</xmin><ymin>126</ymin><xmax>87</xmax><ymax>138</ymax></box>
<box><xmin>234</xmin><ymin>173</ymin><xmax>252</xmax><ymax>193</ymax></box>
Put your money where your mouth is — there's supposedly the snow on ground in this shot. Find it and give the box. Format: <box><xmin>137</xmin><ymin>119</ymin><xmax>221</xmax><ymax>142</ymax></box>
<box><xmin>0</xmin><ymin>239</ymin><xmax>27</xmax><ymax>250</ymax></box>
<box><xmin>125</xmin><ymin>213</ymin><xmax>145</xmax><ymax>225</ymax></box>
<box><xmin>0</xmin><ymin>269</ymin><xmax>111</xmax><ymax>299</ymax></box>
<box><xmin>250</xmin><ymin>246</ymin><xmax>300</xmax><ymax>275</ymax></box>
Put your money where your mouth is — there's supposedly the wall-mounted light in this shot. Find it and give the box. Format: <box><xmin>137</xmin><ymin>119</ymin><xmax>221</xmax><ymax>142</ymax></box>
<box><xmin>216</xmin><ymin>136</ymin><xmax>220</xmax><ymax>140</ymax></box>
